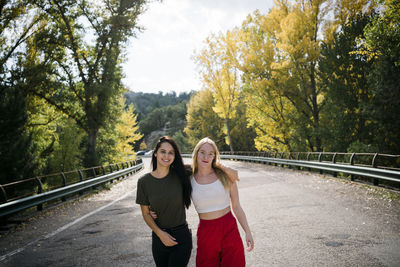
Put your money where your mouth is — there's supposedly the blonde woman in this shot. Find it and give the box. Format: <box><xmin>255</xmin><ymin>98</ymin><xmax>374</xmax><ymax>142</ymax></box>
<box><xmin>191</xmin><ymin>137</ymin><xmax>254</xmax><ymax>267</ymax></box>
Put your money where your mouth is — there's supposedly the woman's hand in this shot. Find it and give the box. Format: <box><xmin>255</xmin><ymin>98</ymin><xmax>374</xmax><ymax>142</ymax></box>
<box><xmin>158</xmin><ymin>230</ymin><xmax>178</xmax><ymax>246</ymax></box>
<box><xmin>245</xmin><ymin>231</ymin><xmax>254</xmax><ymax>252</ymax></box>
<box><xmin>216</xmin><ymin>163</ymin><xmax>239</xmax><ymax>182</ymax></box>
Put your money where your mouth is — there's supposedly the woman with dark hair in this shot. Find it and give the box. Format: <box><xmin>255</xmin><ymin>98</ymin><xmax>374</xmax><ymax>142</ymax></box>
<box><xmin>136</xmin><ymin>136</ymin><xmax>192</xmax><ymax>267</ymax></box>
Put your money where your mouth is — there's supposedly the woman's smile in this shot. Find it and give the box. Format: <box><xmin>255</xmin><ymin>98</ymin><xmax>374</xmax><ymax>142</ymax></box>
<box><xmin>155</xmin><ymin>142</ymin><xmax>175</xmax><ymax>167</ymax></box>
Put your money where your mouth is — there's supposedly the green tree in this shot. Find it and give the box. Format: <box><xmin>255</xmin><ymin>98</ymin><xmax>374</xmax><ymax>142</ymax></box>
<box><xmin>228</xmin><ymin>100</ymin><xmax>257</xmax><ymax>151</ymax></box>
<box><xmin>319</xmin><ymin>12</ymin><xmax>375</xmax><ymax>152</ymax></box>
<box><xmin>172</xmin><ymin>130</ymin><xmax>191</xmax><ymax>153</ymax></box>
<box><xmin>0</xmin><ymin>87</ymin><xmax>36</xmax><ymax>185</ymax></box>
<box><xmin>139</xmin><ymin>108</ymin><xmax>166</xmax><ymax>136</ymax></box>
<box><xmin>0</xmin><ymin>0</ymin><xmax>39</xmax><ymax>183</ymax></box>
<box><xmin>165</xmin><ymin>101</ymin><xmax>188</xmax><ymax>136</ymax></box>
<box><xmin>26</xmin><ymin>0</ymin><xmax>149</xmax><ymax>167</ymax></box>
<box><xmin>362</xmin><ymin>0</ymin><xmax>400</xmax><ymax>153</ymax></box>
<box><xmin>26</xmin><ymin>95</ymin><xmax>67</xmax><ymax>174</ymax></box>
<box><xmin>47</xmin><ymin>119</ymin><xmax>85</xmax><ymax>173</ymax></box>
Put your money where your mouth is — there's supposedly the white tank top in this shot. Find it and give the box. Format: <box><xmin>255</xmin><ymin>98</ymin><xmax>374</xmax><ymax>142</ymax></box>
<box><xmin>191</xmin><ymin>176</ymin><xmax>230</xmax><ymax>213</ymax></box>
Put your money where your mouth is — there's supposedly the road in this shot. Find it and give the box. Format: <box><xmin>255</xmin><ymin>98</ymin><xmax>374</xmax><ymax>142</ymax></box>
<box><xmin>0</xmin><ymin>158</ymin><xmax>399</xmax><ymax>266</ymax></box>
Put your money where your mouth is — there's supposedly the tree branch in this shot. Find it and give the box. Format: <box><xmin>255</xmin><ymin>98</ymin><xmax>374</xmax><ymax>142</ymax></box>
<box><xmin>30</xmin><ymin>90</ymin><xmax>86</xmax><ymax>131</ymax></box>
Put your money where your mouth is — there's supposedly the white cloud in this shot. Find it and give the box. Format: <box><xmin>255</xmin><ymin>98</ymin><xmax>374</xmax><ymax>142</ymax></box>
<box><xmin>122</xmin><ymin>0</ymin><xmax>274</xmax><ymax>94</ymax></box>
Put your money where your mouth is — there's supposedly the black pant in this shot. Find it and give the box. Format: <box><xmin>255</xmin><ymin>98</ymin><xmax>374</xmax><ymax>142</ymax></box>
<box><xmin>152</xmin><ymin>223</ymin><xmax>192</xmax><ymax>267</ymax></box>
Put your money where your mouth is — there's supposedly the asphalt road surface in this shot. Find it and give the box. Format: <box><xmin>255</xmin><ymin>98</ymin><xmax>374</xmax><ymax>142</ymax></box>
<box><xmin>0</xmin><ymin>158</ymin><xmax>399</xmax><ymax>266</ymax></box>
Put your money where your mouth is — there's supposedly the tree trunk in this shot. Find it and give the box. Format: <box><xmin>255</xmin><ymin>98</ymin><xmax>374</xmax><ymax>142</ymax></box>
<box><xmin>85</xmin><ymin>127</ymin><xmax>98</xmax><ymax>167</ymax></box>
<box><xmin>225</xmin><ymin>118</ymin><xmax>234</xmax><ymax>153</ymax></box>
<box><xmin>310</xmin><ymin>63</ymin><xmax>322</xmax><ymax>151</ymax></box>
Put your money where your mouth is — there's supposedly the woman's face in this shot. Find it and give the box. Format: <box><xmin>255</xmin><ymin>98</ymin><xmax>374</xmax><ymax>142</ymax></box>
<box><xmin>197</xmin><ymin>143</ymin><xmax>215</xmax><ymax>169</ymax></box>
<box><xmin>155</xmin><ymin>142</ymin><xmax>175</xmax><ymax>169</ymax></box>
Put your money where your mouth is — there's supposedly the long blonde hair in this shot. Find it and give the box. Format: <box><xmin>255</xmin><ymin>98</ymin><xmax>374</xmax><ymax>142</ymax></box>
<box><xmin>192</xmin><ymin>137</ymin><xmax>230</xmax><ymax>189</ymax></box>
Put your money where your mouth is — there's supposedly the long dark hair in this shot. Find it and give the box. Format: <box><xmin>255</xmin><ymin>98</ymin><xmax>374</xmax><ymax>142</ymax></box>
<box><xmin>151</xmin><ymin>136</ymin><xmax>192</xmax><ymax>209</ymax></box>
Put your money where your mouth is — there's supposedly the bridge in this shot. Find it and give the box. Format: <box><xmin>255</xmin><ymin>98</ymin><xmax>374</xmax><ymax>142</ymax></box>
<box><xmin>0</xmin><ymin>158</ymin><xmax>399</xmax><ymax>266</ymax></box>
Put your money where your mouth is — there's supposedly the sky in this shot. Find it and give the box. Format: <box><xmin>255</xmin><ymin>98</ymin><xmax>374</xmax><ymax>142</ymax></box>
<box><xmin>122</xmin><ymin>0</ymin><xmax>274</xmax><ymax>95</ymax></box>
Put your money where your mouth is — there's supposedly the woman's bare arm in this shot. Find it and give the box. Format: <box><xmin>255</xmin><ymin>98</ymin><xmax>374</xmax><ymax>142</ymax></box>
<box><xmin>230</xmin><ymin>182</ymin><xmax>254</xmax><ymax>251</ymax></box>
<box><xmin>140</xmin><ymin>205</ymin><xmax>178</xmax><ymax>247</ymax></box>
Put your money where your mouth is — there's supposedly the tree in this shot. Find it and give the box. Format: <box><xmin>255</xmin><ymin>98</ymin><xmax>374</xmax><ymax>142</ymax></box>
<box><xmin>184</xmin><ymin>89</ymin><xmax>225</xmax><ymax>149</ymax></box>
<box><xmin>139</xmin><ymin>108</ymin><xmax>166</xmax><ymax>137</ymax></box>
<box><xmin>361</xmin><ymin>0</ymin><xmax>400</xmax><ymax>153</ymax></box>
<box><xmin>0</xmin><ymin>87</ymin><xmax>36</xmax><ymax>185</ymax></box>
<box><xmin>0</xmin><ymin>0</ymin><xmax>39</xmax><ymax>183</ymax></box>
<box><xmin>26</xmin><ymin>95</ymin><xmax>68</xmax><ymax>174</ymax></box>
<box><xmin>172</xmin><ymin>130</ymin><xmax>191</xmax><ymax>153</ymax></box>
<box><xmin>238</xmin><ymin>0</ymin><xmax>375</xmax><ymax>152</ymax></box>
<box><xmin>228</xmin><ymin>99</ymin><xmax>257</xmax><ymax>151</ymax></box>
<box><xmin>239</xmin><ymin>10</ymin><xmax>298</xmax><ymax>151</ymax></box>
<box><xmin>194</xmin><ymin>30</ymin><xmax>242</xmax><ymax>152</ymax></box>
<box><xmin>0</xmin><ymin>0</ymin><xmax>39</xmax><ymax>73</ymax></box>
<box><xmin>113</xmin><ymin>101</ymin><xmax>142</xmax><ymax>162</ymax></box>
<box><xmin>319</xmin><ymin>12</ymin><xmax>375</xmax><ymax>152</ymax></box>
<box><xmin>26</xmin><ymin>0</ymin><xmax>149</xmax><ymax>167</ymax></box>
<box><xmin>139</xmin><ymin>141</ymin><xmax>147</xmax><ymax>151</ymax></box>
<box><xmin>165</xmin><ymin>101</ymin><xmax>188</xmax><ymax>136</ymax></box>
<box><xmin>47</xmin><ymin>119</ymin><xmax>85</xmax><ymax>172</ymax></box>
<box><xmin>268</xmin><ymin>0</ymin><xmax>327</xmax><ymax>151</ymax></box>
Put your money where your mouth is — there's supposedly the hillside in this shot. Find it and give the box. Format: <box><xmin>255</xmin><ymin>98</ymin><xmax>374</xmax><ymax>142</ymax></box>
<box><xmin>125</xmin><ymin>91</ymin><xmax>194</xmax><ymax>151</ymax></box>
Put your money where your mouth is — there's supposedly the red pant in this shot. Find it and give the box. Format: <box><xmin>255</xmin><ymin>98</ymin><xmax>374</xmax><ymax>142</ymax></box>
<box><xmin>196</xmin><ymin>211</ymin><xmax>245</xmax><ymax>267</ymax></box>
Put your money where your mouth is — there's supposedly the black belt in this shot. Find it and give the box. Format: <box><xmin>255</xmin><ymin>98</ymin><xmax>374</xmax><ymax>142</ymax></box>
<box><xmin>162</xmin><ymin>223</ymin><xmax>188</xmax><ymax>232</ymax></box>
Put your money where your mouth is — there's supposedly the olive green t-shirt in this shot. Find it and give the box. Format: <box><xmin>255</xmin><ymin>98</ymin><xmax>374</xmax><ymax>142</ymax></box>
<box><xmin>136</xmin><ymin>172</ymin><xmax>186</xmax><ymax>229</ymax></box>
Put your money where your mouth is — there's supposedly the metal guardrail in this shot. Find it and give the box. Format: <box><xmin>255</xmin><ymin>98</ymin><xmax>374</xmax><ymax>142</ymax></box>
<box><xmin>219</xmin><ymin>155</ymin><xmax>400</xmax><ymax>184</ymax></box>
<box><xmin>0</xmin><ymin>160</ymin><xmax>144</xmax><ymax>218</ymax></box>
<box><xmin>182</xmin><ymin>152</ymin><xmax>400</xmax><ymax>186</ymax></box>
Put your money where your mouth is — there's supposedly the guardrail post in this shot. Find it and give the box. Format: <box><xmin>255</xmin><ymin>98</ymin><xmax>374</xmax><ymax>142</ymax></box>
<box><xmin>332</xmin><ymin>153</ymin><xmax>337</xmax><ymax>177</ymax></box>
<box><xmin>122</xmin><ymin>163</ymin><xmax>127</xmax><ymax>177</ymax></box>
<box><xmin>260</xmin><ymin>152</ymin><xmax>266</xmax><ymax>164</ymax></box>
<box><xmin>101</xmin><ymin>166</ymin><xmax>106</xmax><ymax>175</ymax></box>
<box><xmin>91</xmin><ymin>168</ymin><xmax>98</xmax><ymax>189</ymax></box>
<box><xmin>372</xmin><ymin>153</ymin><xmax>379</xmax><ymax>186</ymax></box>
<box><xmin>307</xmin><ymin>153</ymin><xmax>311</xmax><ymax>171</ymax></box>
<box><xmin>116</xmin><ymin>164</ymin><xmax>121</xmax><ymax>180</ymax></box>
<box><xmin>78</xmin><ymin>170</ymin><xmax>84</xmax><ymax>196</ymax></box>
<box><xmin>296</xmin><ymin>153</ymin><xmax>301</xmax><ymax>170</ymax></box>
<box><xmin>350</xmin><ymin>153</ymin><xmax>355</xmax><ymax>181</ymax></box>
<box><xmin>60</xmin><ymin>173</ymin><xmax>67</xmax><ymax>202</ymax></box>
<box><xmin>36</xmin><ymin>177</ymin><xmax>43</xmax><ymax>211</ymax></box>
<box><xmin>109</xmin><ymin>165</ymin><xmax>113</xmax><ymax>173</ymax></box>
<box><xmin>288</xmin><ymin>152</ymin><xmax>292</xmax><ymax>169</ymax></box>
<box><xmin>0</xmin><ymin>185</ymin><xmax>7</xmax><ymax>204</ymax></box>
<box><xmin>318</xmin><ymin>153</ymin><xmax>323</xmax><ymax>174</ymax></box>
